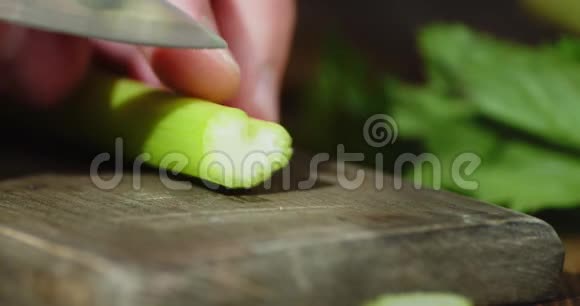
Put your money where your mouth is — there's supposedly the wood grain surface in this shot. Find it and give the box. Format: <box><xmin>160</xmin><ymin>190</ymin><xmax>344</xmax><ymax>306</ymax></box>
<box><xmin>0</xmin><ymin>137</ymin><xmax>565</xmax><ymax>306</ymax></box>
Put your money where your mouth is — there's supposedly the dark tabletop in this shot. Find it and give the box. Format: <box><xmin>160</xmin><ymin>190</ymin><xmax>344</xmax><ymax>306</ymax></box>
<box><xmin>526</xmin><ymin>236</ymin><xmax>580</xmax><ymax>306</ymax></box>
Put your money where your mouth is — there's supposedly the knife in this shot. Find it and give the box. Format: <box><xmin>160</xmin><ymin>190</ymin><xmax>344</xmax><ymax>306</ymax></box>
<box><xmin>0</xmin><ymin>0</ymin><xmax>226</xmax><ymax>49</ymax></box>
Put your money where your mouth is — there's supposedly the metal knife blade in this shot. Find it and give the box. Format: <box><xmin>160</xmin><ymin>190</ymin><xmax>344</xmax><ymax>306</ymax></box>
<box><xmin>0</xmin><ymin>0</ymin><xmax>226</xmax><ymax>49</ymax></box>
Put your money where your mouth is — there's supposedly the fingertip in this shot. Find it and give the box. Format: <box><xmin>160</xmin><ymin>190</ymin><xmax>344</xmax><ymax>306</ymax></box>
<box><xmin>150</xmin><ymin>48</ymin><xmax>240</xmax><ymax>103</ymax></box>
<box><xmin>244</xmin><ymin>67</ymin><xmax>280</xmax><ymax>122</ymax></box>
<box><xmin>213</xmin><ymin>0</ymin><xmax>296</xmax><ymax>122</ymax></box>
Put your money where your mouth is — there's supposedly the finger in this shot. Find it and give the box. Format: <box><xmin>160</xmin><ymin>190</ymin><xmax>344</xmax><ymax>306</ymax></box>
<box><xmin>213</xmin><ymin>0</ymin><xmax>296</xmax><ymax>121</ymax></box>
<box><xmin>91</xmin><ymin>40</ymin><xmax>163</xmax><ymax>88</ymax></box>
<box><xmin>0</xmin><ymin>24</ymin><xmax>91</xmax><ymax>107</ymax></box>
<box><xmin>146</xmin><ymin>0</ymin><xmax>241</xmax><ymax>103</ymax></box>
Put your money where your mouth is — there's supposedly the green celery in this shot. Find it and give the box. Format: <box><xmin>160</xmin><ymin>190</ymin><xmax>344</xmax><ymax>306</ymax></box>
<box><xmin>60</xmin><ymin>72</ymin><xmax>293</xmax><ymax>189</ymax></box>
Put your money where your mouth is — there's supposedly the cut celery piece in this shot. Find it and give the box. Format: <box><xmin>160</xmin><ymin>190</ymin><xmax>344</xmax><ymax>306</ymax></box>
<box><xmin>63</xmin><ymin>72</ymin><xmax>293</xmax><ymax>189</ymax></box>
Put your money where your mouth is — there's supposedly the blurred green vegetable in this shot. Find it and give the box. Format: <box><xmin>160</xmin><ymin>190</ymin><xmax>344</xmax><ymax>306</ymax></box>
<box><xmin>390</xmin><ymin>25</ymin><xmax>580</xmax><ymax>212</ymax></box>
<box><xmin>522</xmin><ymin>0</ymin><xmax>580</xmax><ymax>34</ymax></box>
<box><xmin>419</xmin><ymin>25</ymin><xmax>580</xmax><ymax>150</ymax></box>
<box><xmin>363</xmin><ymin>293</ymin><xmax>473</xmax><ymax>306</ymax></box>
<box><xmin>296</xmin><ymin>38</ymin><xmax>387</xmax><ymax>156</ymax></box>
<box><xmin>301</xmin><ymin>25</ymin><xmax>580</xmax><ymax>213</ymax></box>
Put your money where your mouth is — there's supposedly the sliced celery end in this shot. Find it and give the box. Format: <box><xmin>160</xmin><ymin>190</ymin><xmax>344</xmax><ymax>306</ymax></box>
<box><xmin>199</xmin><ymin>109</ymin><xmax>293</xmax><ymax>188</ymax></box>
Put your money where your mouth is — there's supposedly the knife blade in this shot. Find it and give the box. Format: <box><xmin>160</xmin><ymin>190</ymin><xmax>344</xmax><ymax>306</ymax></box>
<box><xmin>0</xmin><ymin>0</ymin><xmax>226</xmax><ymax>49</ymax></box>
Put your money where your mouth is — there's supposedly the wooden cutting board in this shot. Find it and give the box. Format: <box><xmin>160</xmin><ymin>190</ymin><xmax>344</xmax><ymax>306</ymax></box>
<box><xmin>0</xmin><ymin>142</ymin><xmax>564</xmax><ymax>306</ymax></box>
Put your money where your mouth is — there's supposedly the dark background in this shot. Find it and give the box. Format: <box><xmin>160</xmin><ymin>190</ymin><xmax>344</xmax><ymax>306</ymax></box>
<box><xmin>286</xmin><ymin>0</ymin><xmax>558</xmax><ymax>90</ymax></box>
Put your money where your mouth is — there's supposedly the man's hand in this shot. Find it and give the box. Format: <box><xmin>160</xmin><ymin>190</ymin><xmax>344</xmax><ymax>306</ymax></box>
<box><xmin>0</xmin><ymin>0</ymin><xmax>295</xmax><ymax>121</ymax></box>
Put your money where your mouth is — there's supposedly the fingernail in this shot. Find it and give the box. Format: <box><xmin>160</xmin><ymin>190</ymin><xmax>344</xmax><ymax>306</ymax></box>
<box><xmin>215</xmin><ymin>48</ymin><xmax>239</xmax><ymax>72</ymax></box>
<box><xmin>253</xmin><ymin>68</ymin><xmax>279</xmax><ymax>122</ymax></box>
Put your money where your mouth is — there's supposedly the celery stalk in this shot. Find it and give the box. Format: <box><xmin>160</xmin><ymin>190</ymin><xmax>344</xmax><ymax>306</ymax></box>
<box><xmin>364</xmin><ymin>293</ymin><xmax>473</xmax><ymax>306</ymax></box>
<box><xmin>62</xmin><ymin>72</ymin><xmax>293</xmax><ymax>189</ymax></box>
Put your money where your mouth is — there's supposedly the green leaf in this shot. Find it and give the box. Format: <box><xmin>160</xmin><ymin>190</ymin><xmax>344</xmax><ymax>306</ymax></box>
<box><xmin>391</xmin><ymin>81</ymin><xmax>580</xmax><ymax>212</ymax></box>
<box><xmin>388</xmin><ymin>26</ymin><xmax>580</xmax><ymax>212</ymax></box>
<box><xmin>386</xmin><ymin>80</ymin><xmax>478</xmax><ymax>139</ymax></box>
<box><xmin>474</xmin><ymin>142</ymin><xmax>580</xmax><ymax>213</ymax></box>
<box><xmin>552</xmin><ymin>36</ymin><xmax>580</xmax><ymax>62</ymax></box>
<box><xmin>420</xmin><ymin>25</ymin><xmax>580</xmax><ymax>151</ymax></box>
<box><xmin>388</xmin><ymin>81</ymin><xmax>498</xmax><ymax>192</ymax></box>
